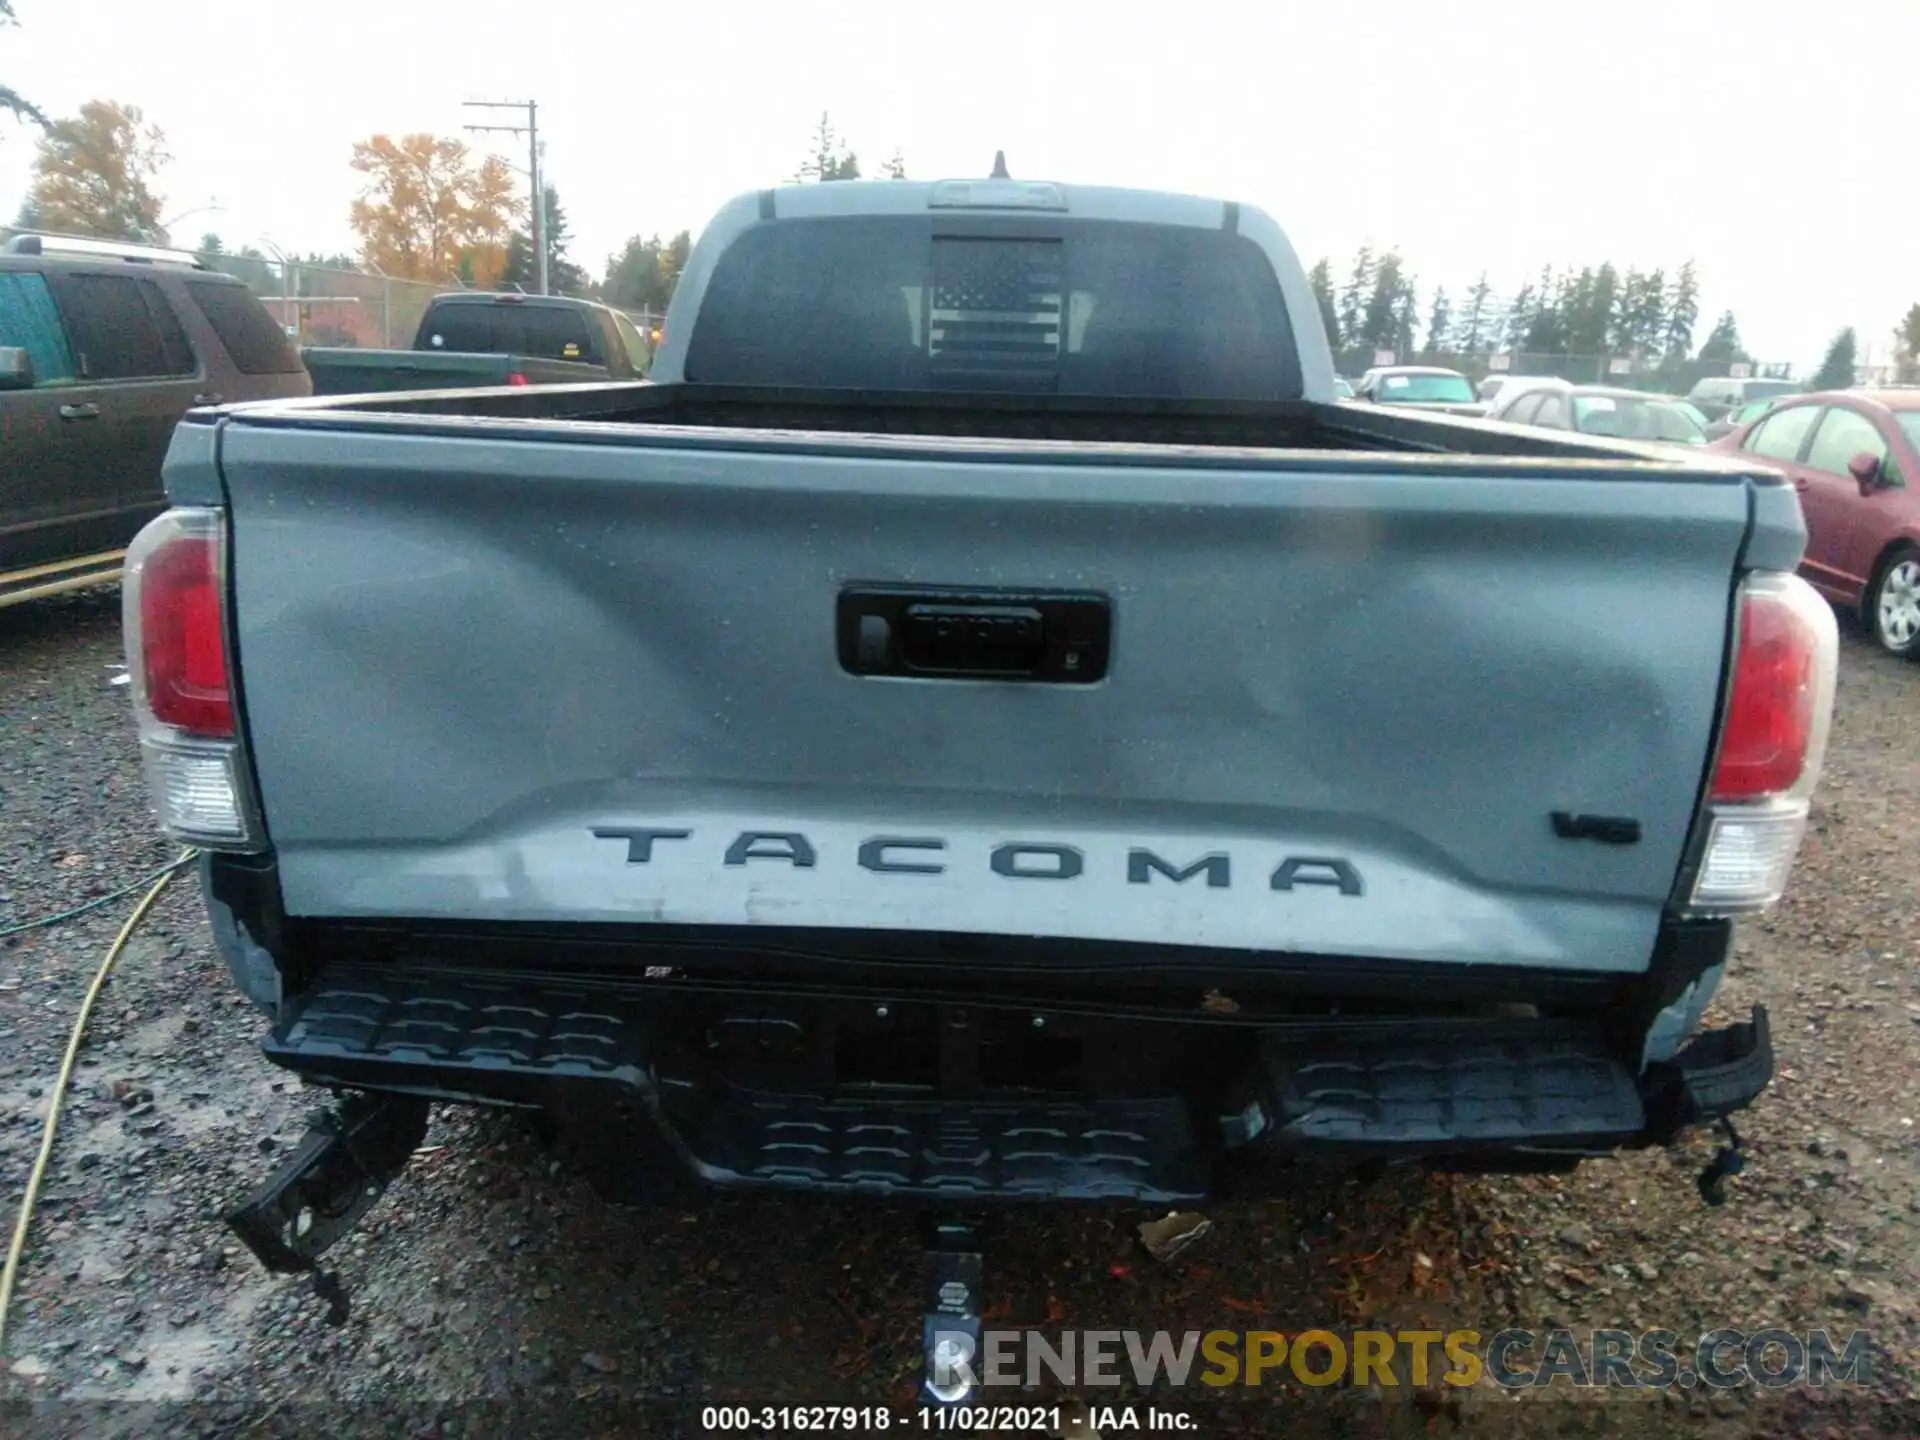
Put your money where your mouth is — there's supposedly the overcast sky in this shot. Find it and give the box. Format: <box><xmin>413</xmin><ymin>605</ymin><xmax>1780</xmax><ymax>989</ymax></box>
<box><xmin>3</xmin><ymin>0</ymin><xmax>1912</xmax><ymax>370</ymax></box>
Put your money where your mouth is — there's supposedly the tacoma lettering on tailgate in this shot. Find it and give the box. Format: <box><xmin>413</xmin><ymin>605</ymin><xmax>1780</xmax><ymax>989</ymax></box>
<box><xmin>589</xmin><ymin>827</ymin><xmax>1364</xmax><ymax>896</ymax></box>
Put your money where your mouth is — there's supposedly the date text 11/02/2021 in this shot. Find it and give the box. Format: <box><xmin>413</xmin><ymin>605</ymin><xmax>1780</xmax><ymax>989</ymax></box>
<box><xmin>699</xmin><ymin>1406</ymin><xmax>1198</xmax><ymax>1431</ymax></box>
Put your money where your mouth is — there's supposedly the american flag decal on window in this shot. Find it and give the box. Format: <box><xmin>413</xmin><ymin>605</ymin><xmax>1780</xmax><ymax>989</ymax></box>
<box><xmin>928</xmin><ymin>238</ymin><xmax>1064</xmax><ymax>379</ymax></box>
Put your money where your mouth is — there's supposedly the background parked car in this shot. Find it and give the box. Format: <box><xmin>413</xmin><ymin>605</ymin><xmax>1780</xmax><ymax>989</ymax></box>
<box><xmin>1480</xmin><ymin>375</ymin><xmax>1564</xmax><ymax>420</ymax></box>
<box><xmin>1687</xmin><ymin>374</ymin><xmax>1803</xmax><ymax>424</ymax></box>
<box><xmin>1707</xmin><ymin>388</ymin><xmax>1920</xmax><ymax>656</ymax></box>
<box><xmin>1702</xmin><ymin>394</ymin><xmax>1787</xmax><ymax>442</ymax></box>
<box><xmin>1477</xmin><ymin>372</ymin><xmax>1559</xmax><ymax>406</ymax></box>
<box><xmin>1334</xmin><ymin>375</ymin><xmax>1355</xmax><ymax>399</ymax></box>
<box><xmin>1</xmin><ymin>232</ymin><xmax>312</xmax><ymax>606</ymax></box>
<box><xmin>1351</xmin><ymin>364</ymin><xmax>1486</xmax><ymax>416</ymax></box>
<box><xmin>1484</xmin><ymin>379</ymin><xmax>1708</xmax><ymax>447</ymax></box>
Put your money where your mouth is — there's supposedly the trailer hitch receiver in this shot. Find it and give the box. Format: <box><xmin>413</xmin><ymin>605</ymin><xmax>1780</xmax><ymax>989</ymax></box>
<box><xmin>226</xmin><ymin>1092</ymin><xmax>430</xmax><ymax>1278</ymax></box>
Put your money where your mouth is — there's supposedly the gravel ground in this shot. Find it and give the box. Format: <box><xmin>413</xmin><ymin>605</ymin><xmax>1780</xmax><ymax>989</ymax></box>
<box><xmin>1</xmin><ymin>586</ymin><xmax>1916</xmax><ymax>1438</ymax></box>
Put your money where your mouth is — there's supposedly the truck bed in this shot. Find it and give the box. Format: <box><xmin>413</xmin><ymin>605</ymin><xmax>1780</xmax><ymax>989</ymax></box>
<box><xmin>242</xmin><ymin>378</ymin><xmax>1736</xmax><ymax>462</ymax></box>
<box><xmin>174</xmin><ymin>384</ymin><xmax>1795</xmax><ymax>981</ymax></box>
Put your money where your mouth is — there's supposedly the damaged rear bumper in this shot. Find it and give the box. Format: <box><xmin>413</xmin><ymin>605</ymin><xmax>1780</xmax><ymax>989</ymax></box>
<box><xmin>239</xmin><ymin>962</ymin><xmax>1774</xmax><ymax>1217</ymax></box>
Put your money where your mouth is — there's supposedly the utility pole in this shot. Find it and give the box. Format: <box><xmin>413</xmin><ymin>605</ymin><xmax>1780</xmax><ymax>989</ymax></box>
<box><xmin>462</xmin><ymin>99</ymin><xmax>546</xmax><ymax>295</ymax></box>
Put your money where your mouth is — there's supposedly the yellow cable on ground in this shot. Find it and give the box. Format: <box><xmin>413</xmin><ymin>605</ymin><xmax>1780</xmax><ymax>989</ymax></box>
<box><xmin>0</xmin><ymin>848</ymin><xmax>199</xmax><ymax>1361</ymax></box>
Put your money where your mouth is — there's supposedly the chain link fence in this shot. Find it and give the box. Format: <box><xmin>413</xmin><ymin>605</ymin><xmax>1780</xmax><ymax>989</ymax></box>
<box><xmin>1333</xmin><ymin>347</ymin><xmax>1797</xmax><ymax>394</ymax></box>
<box><xmin>195</xmin><ymin>251</ymin><xmax>443</xmax><ymax>349</ymax></box>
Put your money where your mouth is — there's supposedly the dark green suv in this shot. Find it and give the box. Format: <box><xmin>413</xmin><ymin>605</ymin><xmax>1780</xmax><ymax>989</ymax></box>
<box><xmin>0</xmin><ymin>234</ymin><xmax>312</xmax><ymax>607</ymax></box>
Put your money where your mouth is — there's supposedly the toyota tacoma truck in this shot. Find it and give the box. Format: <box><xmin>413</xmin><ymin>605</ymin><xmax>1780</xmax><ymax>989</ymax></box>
<box><xmin>122</xmin><ymin>166</ymin><xmax>1836</xmax><ymax>1399</ymax></box>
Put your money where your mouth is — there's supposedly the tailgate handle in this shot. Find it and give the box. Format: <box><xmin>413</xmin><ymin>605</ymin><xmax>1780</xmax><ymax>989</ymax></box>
<box><xmin>1551</xmin><ymin>811</ymin><xmax>1641</xmax><ymax>845</ymax></box>
<box><xmin>906</xmin><ymin>604</ymin><xmax>1044</xmax><ymax>673</ymax></box>
<box><xmin>838</xmin><ymin>586</ymin><xmax>1111</xmax><ymax>684</ymax></box>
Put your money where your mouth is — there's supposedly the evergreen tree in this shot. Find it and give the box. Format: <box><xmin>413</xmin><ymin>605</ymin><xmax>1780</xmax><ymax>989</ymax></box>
<box><xmin>1307</xmin><ymin>258</ymin><xmax>1341</xmax><ymax>348</ymax></box>
<box><xmin>1524</xmin><ymin>268</ymin><xmax>1568</xmax><ymax>355</ymax></box>
<box><xmin>1895</xmin><ymin>304</ymin><xmax>1920</xmax><ymax>384</ymax></box>
<box><xmin>661</xmin><ymin>229</ymin><xmax>691</xmax><ymax>295</ymax></box>
<box><xmin>1424</xmin><ymin>287</ymin><xmax>1452</xmax><ymax>356</ymax></box>
<box><xmin>1393</xmin><ymin>280</ymin><xmax>1419</xmax><ymax>361</ymax></box>
<box><xmin>1361</xmin><ymin>251</ymin><xmax>1409</xmax><ymax>351</ymax></box>
<box><xmin>1504</xmin><ymin>282</ymin><xmax>1537</xmax><ymax>353</ymax></box>
<box><xmin>1220</xmin><ymin>248</ymin><xmax>1741</xmax><ymax>373</ymax></box>
<box><xmin>502</xmin><ymin>184</ymin><xmax>587</xmax><ymax>295</ymax></box>
<box><xmin>601</xmin><ymin>230</ymin><xmax>691</xmax><ymax>313</ymax></box>
<box><xmin>1579</xmin><ymin>263</ymin><xmax>1619</xmax><ymax>356</ymax></box>
<box><xmin>1811</xmin><ymin>328</ymin><xmax>1857</xmax><ymax>390</ymax></box>
<box><xmin>796</xmin><ymin>113</ymin><xmax>860</xmax><ymax>181</ymax></box>
<box><xmin>1696</xmin><ymin>311</ymin><xmax>1749</xmax><ymax>365</ymax></box>
<box><xmin>1337</xmin><ymin>246</ymin><xmax>1374</xmax><ymax>352</ymax></box>
<box><xmin>1451</xmin><ymin>272</ymin><xmax>1493</xmax><ymax>353</ymax></box>
<box><xmin>1664</xmin><ymin>261</ymin><xmax>1700</xmax><ymax>359</ymax></box>
<box><xmin>1478</xmin><ymin>291</ymin><xmax>1510</xmax><ymax>357</ymax></box>
<box><xmin>1613</xmin><ymin>268</ymin><xmax>1667</xmax><ymax>356</ymax></box>
<box><xmin>1556</xmin><ymin>267</ymin><xmax>1594</xmax><ymax>354</ymax></box>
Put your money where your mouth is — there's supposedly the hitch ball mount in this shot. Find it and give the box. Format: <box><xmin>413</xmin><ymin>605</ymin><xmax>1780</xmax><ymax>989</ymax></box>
<box><xmin>224</xmin><ymin>1091</ymin><xmax>430</xmax><ymax>1325</ymax></box>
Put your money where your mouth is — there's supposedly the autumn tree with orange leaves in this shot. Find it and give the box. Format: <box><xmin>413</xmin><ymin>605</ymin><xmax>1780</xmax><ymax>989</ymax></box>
<box><xmin>347</xmin><ymin>133</ymin><xmax>521</xmax><ymax>286</ymax></box>
<box><xmin>20</xmin><ymin>99</ymin><xmax>170</xmax><ymax>240</ymax></box>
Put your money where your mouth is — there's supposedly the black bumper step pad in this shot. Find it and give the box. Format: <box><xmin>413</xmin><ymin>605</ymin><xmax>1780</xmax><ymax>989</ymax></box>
<box><xmin>672</xmin><ymin>1088</ymin><xmax>1207</xmax><ymax>1202</ymax></box>
<box><xmin>1252</xmin><ymin>1028</ymin><xmax>1648</xmax><ymax>1149</ymax></box>
<box><xmin>263</xmin><ymin>969</ymin><xmax>655</xmax><ymax>1093</ymax></box>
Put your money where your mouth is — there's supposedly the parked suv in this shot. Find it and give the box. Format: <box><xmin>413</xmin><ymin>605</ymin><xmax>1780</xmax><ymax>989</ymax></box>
<box><xmin>0</xmin><ymin>233</ymin><xmax>312</xmax><ymax>607</ymax></box>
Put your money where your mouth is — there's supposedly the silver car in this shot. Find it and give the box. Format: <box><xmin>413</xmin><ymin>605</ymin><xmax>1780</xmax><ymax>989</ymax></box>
<box><xmin>1487</xmin><ymin>379</ymin><xmax>1709</xmax><ymax>448</ymax></box>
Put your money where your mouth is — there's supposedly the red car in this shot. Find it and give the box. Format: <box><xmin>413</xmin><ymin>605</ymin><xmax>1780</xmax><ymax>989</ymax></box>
<box><xmin>1708</xmin><ymin>388</ymin><xmax>1920</xmax><ymax>656</ymax></box>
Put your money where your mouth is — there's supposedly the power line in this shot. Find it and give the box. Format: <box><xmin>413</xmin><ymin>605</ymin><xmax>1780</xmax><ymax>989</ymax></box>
<box><xmin>462</xmin><ymin>99</ymin><xmax>546</xmax><ymax>296</ymax></box>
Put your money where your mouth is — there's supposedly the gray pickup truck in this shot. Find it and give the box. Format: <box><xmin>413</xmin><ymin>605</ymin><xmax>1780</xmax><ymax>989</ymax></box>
<box><xmin>123</xmin><ymin>167</ymin><xmax>1837</xmax><ymax>1400</ymax></box>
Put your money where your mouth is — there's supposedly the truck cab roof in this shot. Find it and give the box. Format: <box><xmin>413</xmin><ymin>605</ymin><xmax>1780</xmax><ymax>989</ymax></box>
<box><xmin>756</xmin><ymin>174</ymin><xmax>1243</xmax><ymax>230</ymax></box>
<box><xmin>650</xmin><ymin>170</ymin><xmax>1335</xmax><ymax>401</ymax></box>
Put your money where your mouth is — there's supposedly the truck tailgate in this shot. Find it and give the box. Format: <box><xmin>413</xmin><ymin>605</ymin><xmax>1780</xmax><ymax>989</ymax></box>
<box><xmin>216</xmin><ymin>421</ymin><xmax>1750</xmax><ymax>974</ymax></box>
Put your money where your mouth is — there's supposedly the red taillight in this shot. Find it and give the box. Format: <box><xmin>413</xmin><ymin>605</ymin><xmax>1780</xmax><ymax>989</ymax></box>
<box><xmin>139</xmin><ymin>533</ymin><xmax>231</xmax><ymax>738</ymax></box>
<box><xmin>1710</xmin><ymin>588</ymin><xmax>1818</xmax><ymax>801</ymax></box>
<box><xmin>507</xmin><ymin>371</ymin><xmax>529</xmax><ymax>386</ymax></box>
